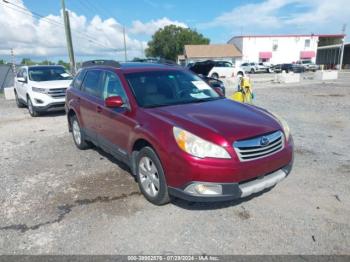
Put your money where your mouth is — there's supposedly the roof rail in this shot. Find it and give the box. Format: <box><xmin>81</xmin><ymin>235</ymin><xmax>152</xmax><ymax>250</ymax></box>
<box><xmin>82</xmin><ymin>60</ymin><xmax>121</xmax><ymax>68</ymax></box>
<box><xmin>157</xmin><ymin>58</ymin><xmax>178</xmax><ymax>66</ymax></box>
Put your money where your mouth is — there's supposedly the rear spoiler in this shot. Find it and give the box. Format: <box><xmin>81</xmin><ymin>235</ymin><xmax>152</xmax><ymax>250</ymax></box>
<box><xmin>82</xmin><ymin>60</ymin><xmax>121</xmax><ymax>68</ymax></box>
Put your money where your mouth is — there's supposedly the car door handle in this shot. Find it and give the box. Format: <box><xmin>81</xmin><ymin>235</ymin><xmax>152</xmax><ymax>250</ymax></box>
<box><xmin>96</xmin><ymin>106</ymin><xmax>102</xmax><ymax>113</ymax></box>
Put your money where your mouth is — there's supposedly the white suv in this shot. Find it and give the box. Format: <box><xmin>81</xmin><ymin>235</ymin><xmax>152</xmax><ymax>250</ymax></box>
<box><xmin>14</xmin><ymin>65</ymin><xmax>72</xmax><ymax>116</ymax></box>
<box><xmin>188</xmin><ymin>60</ymin><xmax>245</xmax><ymax>79</ymax></box>
<box><xmin>240</xmin><ymin>62</ymin><xmax>269</xmax><ymax>73</ymax></box>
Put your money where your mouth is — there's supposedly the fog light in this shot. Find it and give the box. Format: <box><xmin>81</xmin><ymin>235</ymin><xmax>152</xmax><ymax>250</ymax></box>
<box><xmin>184</xmin><ymin>183</ymin><xmax>222</xmax><ymax>196</ymax></box>
<box><xmin>34</xmin><ymin>98</ymin><xmax>44</xmax><ymax>104</ymax></box>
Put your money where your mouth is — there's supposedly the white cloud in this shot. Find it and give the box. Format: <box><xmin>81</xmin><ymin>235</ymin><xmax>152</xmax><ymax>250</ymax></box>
<box><xmin>0</xmin><ymin>0</ymin><xmax>185</xmax><ymax>60</ymax></box>
<box><xmin>130</xmin><ymin>17</ymin><xmax>188</xmax><ymax>35</ymax></box>
<box><xmin>200</xmin><ymin>0</ymin><xmax>350</xmax><ymax>38</ymax></box>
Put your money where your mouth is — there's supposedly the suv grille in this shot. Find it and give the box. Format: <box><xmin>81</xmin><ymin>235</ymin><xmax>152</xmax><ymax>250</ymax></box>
<box><xmin>233</xmin><ymin>131</ymin><xmax>284</xmax><ymax>162</ymax></box>
<box><xmin>47</xmin><ymin>88</ymin><xmax>67</xmax><ymax>98</ymax></box>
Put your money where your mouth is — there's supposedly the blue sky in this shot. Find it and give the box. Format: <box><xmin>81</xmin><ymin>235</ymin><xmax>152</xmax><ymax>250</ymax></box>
<box><xmin>0</xmin><ymin>0</ymin><xmax>349</xmax><ymax>61</ymax></box>
<box><xmin>22</xmin><ymin>0</ymin><xmax>248</xmax><ymax>43</ymax></box>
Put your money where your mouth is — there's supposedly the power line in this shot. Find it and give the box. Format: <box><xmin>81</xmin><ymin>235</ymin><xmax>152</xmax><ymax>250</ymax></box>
<box><xmin>1</xmin><ymin>0</ymin><xmax>115</xmax><ymax>50</ymax></box>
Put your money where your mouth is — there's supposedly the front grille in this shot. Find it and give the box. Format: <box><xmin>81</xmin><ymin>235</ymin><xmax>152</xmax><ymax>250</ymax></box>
<box><xmin>233</xmin><ymin>131</ymin><xmax>284</xmax><ymax>161</ymax></box>
<box><xmin>47</xmin><ymin>88</ymin><xmax>67</xmax><ymax>98</ymax></box>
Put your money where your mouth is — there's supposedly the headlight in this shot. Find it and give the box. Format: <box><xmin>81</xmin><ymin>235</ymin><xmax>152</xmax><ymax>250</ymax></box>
<box><xmin>173</xmin><ymin>127</ymin><xmax>231</xmax><ymax>159</ymax></box>
<box><xmin>32</xmin><ymin>87</ymin><xmax>47</xmax><ymax>93</ymax></box>
<box><xmin>270</xmin><ymin>112</ymin><xmax>290</xmax><ymax>140</ymax></box>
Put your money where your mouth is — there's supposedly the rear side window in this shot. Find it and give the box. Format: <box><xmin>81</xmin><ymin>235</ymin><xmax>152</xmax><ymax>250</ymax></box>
<box><xmin>72</xmin><ymin>70</ymin><xmax>86</xmax><ymax>89</ymax></box>
<box><xmin>81</xmin><ymin>70</ymin><xmax>103</xmax><ymax>98</ymax></box>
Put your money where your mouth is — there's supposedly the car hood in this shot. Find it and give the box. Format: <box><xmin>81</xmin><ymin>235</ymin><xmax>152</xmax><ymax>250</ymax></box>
<box><xmin>30</xmin><ymin>80</ymin><xmax>72</xmax><ymax>89</ymax></box>
<box><xmin>146</xmin><ymin>99</ymin><xmax>281</xmax><ymax>143</ymax></box>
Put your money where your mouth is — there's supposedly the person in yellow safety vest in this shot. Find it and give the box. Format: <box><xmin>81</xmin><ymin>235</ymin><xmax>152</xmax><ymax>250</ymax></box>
<box><xmin>231</xmin><ymin>76</ymin><xmax>254</xmax><ymax>104</ymax></box>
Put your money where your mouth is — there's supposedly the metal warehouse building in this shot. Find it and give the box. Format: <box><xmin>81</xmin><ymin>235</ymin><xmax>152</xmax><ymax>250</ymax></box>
<box><xmin>317</xmin><ymin>42</ymin><xmax>350</xmax><ymax>69</ymax></box>
<box><xmin>0</xmin><ymin>64</ymin><xmax>15</xmax><ymax>91</ymax></box>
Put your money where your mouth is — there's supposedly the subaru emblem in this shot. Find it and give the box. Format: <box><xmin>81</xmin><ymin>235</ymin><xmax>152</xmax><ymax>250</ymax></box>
<box><xmin>260</xmin><ymin>136</ymin><xmax>269</xmax><ymax>146</ymax></box>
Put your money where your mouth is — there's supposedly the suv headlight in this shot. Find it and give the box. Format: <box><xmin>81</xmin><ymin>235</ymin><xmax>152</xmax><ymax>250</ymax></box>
<box><xmin>173</xmin><ymin>127</ymin><xmax>231</xmax><ymax>159</ymax></box>
<box><xmin>32</xmin><ymin>87</ymin><xmax>47</xmax><ymax>93</ymax></box>
<box><xmin>270</xmin><ymin>112</ymin><xmax>290</xmax><ymax>140</ymax></box>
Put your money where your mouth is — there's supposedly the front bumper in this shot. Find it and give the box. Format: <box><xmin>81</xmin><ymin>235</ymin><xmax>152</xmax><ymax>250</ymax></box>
<box><xmin>33</xmin><ymin>102</ymin><xmax>66</xmax><ymax>112</ymax></box>
<box><xmin>168</xmin><ymin>161</ymin><xmax>293</xmax><ymax>202</ymax></box>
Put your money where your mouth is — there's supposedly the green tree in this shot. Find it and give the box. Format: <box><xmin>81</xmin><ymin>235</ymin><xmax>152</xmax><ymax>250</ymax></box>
<box><xmin>145</xmin><ymin>25</ymin><xmax>210</xmax><ymax>61</ymax></box>
<box><xmin>57</xmin><ymin>60</ymin><xmax>70</xmax><ymax>70</ymax></box>
<box><xmin>21</xmin><ymin>58</ymin><xmax>35</xmax><ymax>65</ymax></box>
<box><xmin>39</xmin><ymin>60</ymin><xmax>54</xmax><ymax>65</ymax></box>
<box><xmin>0</xmin><ymin>59</ymin><xmax>5</xmax><ymax>64</ymax></box>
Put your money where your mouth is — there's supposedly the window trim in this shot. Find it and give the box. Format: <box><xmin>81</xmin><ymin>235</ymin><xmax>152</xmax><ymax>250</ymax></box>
<box><xmin>101</xmin><ymin>70</ymin><xmax>130</xmax><ymax>108</ymax></box>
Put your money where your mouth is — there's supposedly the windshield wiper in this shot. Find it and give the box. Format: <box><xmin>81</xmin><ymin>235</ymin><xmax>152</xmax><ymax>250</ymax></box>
<box><xmin>192</xmin><ymin>97</ymin><xmax>223</xmax><ymax>103</ymax></box>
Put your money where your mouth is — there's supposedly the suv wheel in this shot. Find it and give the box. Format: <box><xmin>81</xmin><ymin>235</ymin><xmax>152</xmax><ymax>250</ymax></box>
<box><xmin>27</xmin><ymin>97</ymin><xmax>38</xmax><ymax>117</ymax></box>
<box><xmin>211</xmin><ymin>73</ymin><xmax>219</xmax><ymax>79</ymax></box>
<box><xmin>135</xmin><ymin>147</ymin><xmax>170</xmax><ymax>205</ymax></box>
<box><xmin>70</xmin><ymin>115</ymin><xmax>90</xmax><ymax>150</ymax></box>
<box><xmin>15</xmin><ymin>91</ymin><xmax>25</xmax><ymax>108</ymax></box>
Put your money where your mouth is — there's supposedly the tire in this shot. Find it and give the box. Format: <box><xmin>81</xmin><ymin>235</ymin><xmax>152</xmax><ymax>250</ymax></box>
<box><xmin>27</xmin><ymin>96</ymin><xmax>39</xmax><ymax>117</ymax></box>
<box><xmin>14</xmin><ymin>90</ymin><xmax>25</xmax><ymax>108</ymax></box>
<box><xmin>211</xmin><ymin>73</ymin><xmax>219</xmax><ymax>79</ymax></box>
<box><xmin>70</xmin><ymin>115</ymin><xmax>90</xmax><ymax>150</ymax></box>
<box><xmin>135</xmin><ymin>147</ymin><xmax>170</xmax><ymax>205</ymax></box>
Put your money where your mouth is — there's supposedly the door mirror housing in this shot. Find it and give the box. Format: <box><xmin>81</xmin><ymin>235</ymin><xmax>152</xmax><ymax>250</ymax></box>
<box><xmin>105</xmin><ymin>96</ymin><xmax>124</xmax><ymax>108</ymax></box>
<box><xmin>213</xmin><ymin>87</ymin><xmax>224</xmax><ymax>97</ymax></box>
<box><xmin>17</xmin><ymin>77</ymin><xmax>27</xmax><ymax>83</ymax></box>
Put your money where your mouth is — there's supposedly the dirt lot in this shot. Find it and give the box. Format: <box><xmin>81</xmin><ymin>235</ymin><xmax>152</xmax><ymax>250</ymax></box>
<box><xmin>0</xmin><ymin>72</ymin><xmax>349</xmax><ymax>254</ymax></box>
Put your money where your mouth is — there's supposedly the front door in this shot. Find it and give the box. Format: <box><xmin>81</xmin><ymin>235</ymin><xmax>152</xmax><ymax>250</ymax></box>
<box><xmin>96</xmin><ymin>70</ymin><xmax>135</xmax><ymax>161</ymax></box>
<box><xmin>16</xmin><ymin>68</ymin><xmax>28</xmax><ymax>100</ymax></box>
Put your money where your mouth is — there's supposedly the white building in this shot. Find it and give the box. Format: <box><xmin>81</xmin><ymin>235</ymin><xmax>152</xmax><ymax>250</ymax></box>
<box><xmin>228</xmin><ymin>34</ymin><xmax>345</xmax><ymax>65</ymax></box>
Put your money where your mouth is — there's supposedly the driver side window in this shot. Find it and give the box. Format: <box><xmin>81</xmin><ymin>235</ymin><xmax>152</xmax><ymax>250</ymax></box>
<box><xmin>22</xmin><ymin>69</ymin><xmax>28</xmax><ymax>81</ymax></box>
<box><xmin>102</xmin><ymin>71</ymin><xmax>128</xmax><ymax>103</ymax></box>
<box><xmin>16</xmin><ymin>69</ymin><xmax>23</xmax><ymax>78</ymax></box>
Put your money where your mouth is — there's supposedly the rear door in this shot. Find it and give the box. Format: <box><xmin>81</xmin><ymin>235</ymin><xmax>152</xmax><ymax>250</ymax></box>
<box><xmin>96</xmin><ymin>70</ymin><xmax>135</xmax><ymax>161</ymax></box>
<box><xmin>79</xmin><ymin>69</ymin><xmax>104</xmax><ymax>142</ymax></box>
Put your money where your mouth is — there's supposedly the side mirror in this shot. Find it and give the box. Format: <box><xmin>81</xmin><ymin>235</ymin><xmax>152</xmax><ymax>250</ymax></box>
<box><xmin>17</xmin><ymin>77</ymin><xmax>27</xmax><ymax>83</ymax></box>
<box><xmin>213</xmin><ymin>87</ymin><xmax>224</xmax><ymax>97</ymax></box>
<box><xmin>105</xmin><ymin>96</ymin><xmax>124</xmax><ymax>108</ymax></box>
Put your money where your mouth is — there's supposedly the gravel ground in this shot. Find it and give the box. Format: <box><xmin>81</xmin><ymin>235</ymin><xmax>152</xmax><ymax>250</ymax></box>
<box><xmin>0</xmin><ymin>72</ymin><xmax>349</xmax><ymax>255</ymax></box>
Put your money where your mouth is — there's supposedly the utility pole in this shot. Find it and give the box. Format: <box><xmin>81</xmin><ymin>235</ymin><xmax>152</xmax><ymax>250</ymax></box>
<box><xmin>123</xmin><ymin>26</ymin><xmax>128</xmax><ymax>62</ymax></box>
<box><xmin>61</xmin><ymin>0</ymin><xmax>76</xmax><ymax>75</ymax></box>
<box><xmin>339</xmin><ymin>24</ymin><xmax>346</xmax><ymax>71</ymax></box>
<box><xmin>10</xmin><ymin>48</ymin><xmax>16</xmax><ymax>75</ymax></box>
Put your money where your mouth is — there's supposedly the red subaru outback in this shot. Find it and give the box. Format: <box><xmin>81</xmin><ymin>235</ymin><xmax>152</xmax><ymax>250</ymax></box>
<box><xmin>66</xmin><ymin>60</ymin><xmax>293</xmax><ymax>205</ymax></box>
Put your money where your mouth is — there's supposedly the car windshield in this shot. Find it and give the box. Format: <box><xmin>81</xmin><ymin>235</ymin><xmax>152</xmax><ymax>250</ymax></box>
<box><xmin>125</xmin><ymin>70</ymin><xmax>222</xmax><ymax>108</ymax></box>
<box><xmin>28</xmin><ymin>67</ymin><xmax>72</xmax><ymax>82</ymax></box>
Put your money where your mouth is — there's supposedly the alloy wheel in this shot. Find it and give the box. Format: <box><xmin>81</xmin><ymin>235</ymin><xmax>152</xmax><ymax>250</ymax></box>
<box><xmin>138</xmin><ymin>156</ymin><xmax>160</xmax><ymax>197</ymax></box>
<box><xmin>72</xmin><ymin>119</ymin><xmax>82</xmax><ymax>145</ymax></box>
<box><xmin>28</xmin><ymin>99</ymin><xmax>33</xmax><ymax>114</ymax></box>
